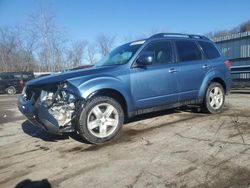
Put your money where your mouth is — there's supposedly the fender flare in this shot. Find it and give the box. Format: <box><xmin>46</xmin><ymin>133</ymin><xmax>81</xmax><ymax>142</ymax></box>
<box><xmin>198</xmin><ymin>70</ymin><xmax>226</xmax><ymax>99</ymax></box>
<box><xmin>75</xmin><ymin>76</ymin><xmax>134</xmax><ymax>112</ymax></box>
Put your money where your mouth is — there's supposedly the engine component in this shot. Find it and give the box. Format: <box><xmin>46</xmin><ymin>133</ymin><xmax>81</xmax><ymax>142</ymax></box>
<box><xmin>39</xmin><ymin>84</ymin><xmax>77</xmax><ymax>127</ymax></box>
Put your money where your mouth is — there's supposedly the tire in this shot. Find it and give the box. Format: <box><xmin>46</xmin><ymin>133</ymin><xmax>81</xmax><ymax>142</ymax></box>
<box><xmin>6</xmin><ymin>86</ymin><xmax>16</xmax><ymax>95</ymax></box>
<box><xmin>77</xmin><ymin>96</ymin><xmax>124</xmax><ymax>144</ymax></box>
<box><xmin>202</xmin><ymin>82</ymin><xmax>225</xmax><ymax>114</ymax></box>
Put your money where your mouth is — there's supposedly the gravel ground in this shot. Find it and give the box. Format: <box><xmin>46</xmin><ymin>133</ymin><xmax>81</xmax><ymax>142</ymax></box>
<box><xmin>0</xmin><ymin>92</ymin><xmax>250</xmax><ymax>188</ymax></box>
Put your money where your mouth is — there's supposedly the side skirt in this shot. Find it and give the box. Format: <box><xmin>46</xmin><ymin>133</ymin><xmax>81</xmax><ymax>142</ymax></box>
<box><xmin>128</xmin><ymin>98</ymin><xmax>203</xmax><ymax>118</ymax></box>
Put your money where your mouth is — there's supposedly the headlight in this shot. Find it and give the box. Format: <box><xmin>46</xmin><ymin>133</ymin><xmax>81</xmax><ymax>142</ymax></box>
<box><xmin>21</xmin><ymin>86</ymin><xmax>27</xmax><ymax>97</ymax></box>
<box><xmin>61</xmin><ymin>82</ymin><xmax>76</xmax><ymax>103</ymax></box>
<box><xmin>40</xmin><ymin>90</ymin><xmax>48</xmax><ymax>102</ymax></box>
<box><xmin>62</xmin><ymin>82</ymin><xmax>67</xmax><ymax>89</ymax></box>
<box><xmin>40</xmin><ymin>90</ymin><xmax>54</xmax><ymax>106</ymax></box>
<box><xmin>39</xmin><ymin>83</ymin><xmax>76</xmax><ymax>107</ymax></box>
<box><xmin>67</xmin><ymin>93</ymin><xmax>76</xmax><ymax>103</ymax></box>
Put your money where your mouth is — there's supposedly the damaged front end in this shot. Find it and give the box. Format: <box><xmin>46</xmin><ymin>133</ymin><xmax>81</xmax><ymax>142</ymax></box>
<box><xmin>18</xmin><ymin>82</ymin><xmax>83</xmax><ymax>134</ymax></box>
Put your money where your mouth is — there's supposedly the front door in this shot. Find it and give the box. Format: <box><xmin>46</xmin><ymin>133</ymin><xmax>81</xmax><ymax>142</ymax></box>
<box><xmin>130</xmin><ymin>40</ymin><xmax>179</xmax><ymax>109</ymax></box>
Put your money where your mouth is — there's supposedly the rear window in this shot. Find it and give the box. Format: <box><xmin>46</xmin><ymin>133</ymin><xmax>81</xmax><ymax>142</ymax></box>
<box><xmin>198</xmin><ymin>41</ymin><xmax>220</xmax><ymax>59</ymax></box>
<box><xmin>175</xmin><ymin>41</ymin><xmax>202</xmax><ymax>62</ymax></box>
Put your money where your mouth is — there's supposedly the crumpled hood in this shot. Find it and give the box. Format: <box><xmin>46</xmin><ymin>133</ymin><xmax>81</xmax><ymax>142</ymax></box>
<box><xmin>27</xmin><ymin>66</ymin><xmax>117</xmax><ymax>86</ymax></box>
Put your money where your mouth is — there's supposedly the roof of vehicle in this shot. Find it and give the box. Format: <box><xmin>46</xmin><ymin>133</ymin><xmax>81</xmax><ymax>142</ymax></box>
<box><xmin>148</xmin><ymin>33</ymin><xmax>211</xmax><ymax>41</ymax></box>
<box><xmin>0</xmin><ymin>71</ymin><xmax>34</xmax><ymax>75</ymax></box>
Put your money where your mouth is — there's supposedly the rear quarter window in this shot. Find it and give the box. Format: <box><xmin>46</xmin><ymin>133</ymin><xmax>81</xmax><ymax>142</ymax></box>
<box><xmin>175</xmin><ymin>40</ymin><xmax>202</xmax><ymax>62</ymax></box>
<box><xmin>198</xmin><ymin>41</ymin><xmax>220</xmax><ymax>59</ymax></box>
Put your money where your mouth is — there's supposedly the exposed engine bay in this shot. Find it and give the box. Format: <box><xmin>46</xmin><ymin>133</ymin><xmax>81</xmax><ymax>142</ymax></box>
<box><xmin>21</xmin><ymin>82</ymin><xmax>82</xmax><ymax>133</ymax></box>
<box><xmin>40</xmin><ymin>86</ymin><xmax>76</xmax><ymax>127</ymax></box>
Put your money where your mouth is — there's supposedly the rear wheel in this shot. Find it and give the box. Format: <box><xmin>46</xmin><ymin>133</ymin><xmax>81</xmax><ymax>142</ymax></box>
<box><xmin>77</xmin><ymin>96</ymin><xmax>124</xmax><ymax>144</ymax></box>
<box><xmin>6</xmin><ymin>86</ymin><xmax>16</xmax><ymax>95</ymax></box>
<box><xmin>202</xmin><ymin>82</ymin><xmax>225</xmax><ymax>114</ymax></box>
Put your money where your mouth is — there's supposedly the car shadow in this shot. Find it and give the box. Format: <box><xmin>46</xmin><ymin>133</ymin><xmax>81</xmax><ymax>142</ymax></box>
<box><xmin>15</xmin><ymin>179</ymin><xmax>51</xmax><ymax>188</ymax></box>
<box><xmin>21</xmin><ymin>106</ymin><xmax>202</xmax><ymax>144</ymax></box>
<box><xmin>230</xmin><ymin>88</ymin><xmax>250</xmax><ymax>94</ymax></box>
<box><xmin>21</xmin><ymin>120</ymin><xmax>90</xmax><ymax>144</ymax></box>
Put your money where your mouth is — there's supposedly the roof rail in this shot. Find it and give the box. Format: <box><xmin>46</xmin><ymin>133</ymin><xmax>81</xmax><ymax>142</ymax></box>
<box><xmin>150</xmin><ymin>33</ymin><xmax>209</xmax><ymax>40</ymax></box>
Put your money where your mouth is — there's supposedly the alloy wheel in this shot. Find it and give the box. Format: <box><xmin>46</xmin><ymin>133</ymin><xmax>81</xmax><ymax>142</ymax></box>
<box><xmin>87</xmin><ymin>103</ymin><xmax>119</xmax><ymax>138</ymax></box>
<box><xmin>209</xmin><ymin>86</ymin><xmax>223</xmax><ymax>110</ymax></box>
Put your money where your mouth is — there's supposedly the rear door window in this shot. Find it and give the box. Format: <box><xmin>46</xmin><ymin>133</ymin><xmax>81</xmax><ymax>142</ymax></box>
<box><xmin>198</xmin><ymin>41</ymin><xmax>220</xmax><ymax>59</ymax></box>
<box><xmin>175</xmin><ymin>40</ymin><xmax>202</xmax><ymax>62</ymax></box>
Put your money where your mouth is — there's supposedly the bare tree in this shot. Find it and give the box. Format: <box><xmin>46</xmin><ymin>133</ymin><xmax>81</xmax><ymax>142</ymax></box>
<box><xmin>205</xmin><ymin>30</ymin><xmax>231</xmax><ymax>40</ymax></box>
<box><xmin>96</xmin><ymin>34</ymin><xmax>115</xmax><ymax>56</ymax></box>
<box><xmin>86</xmin><ymin>43</ymin><xmax>97</xmax><ymax>65</ymax></box>
<box><xmin>0</xmin><ymin>26</ymin><xmax>37</xmax><ymax>72</ymax></box>
<box><xmin>0</xmin><ymin>27</ymin><xmax>14</xmax><ymax>71</ymax></box>
<box><xmin>18</xmin><ymin>24</ymin><xmax>39</xmax><ymax>71</ymax></box>
<box><xmin>67</xmin><ymin>40</ymin><xmax>88</xmax><ymax>68</ymax></box>
<box><xmin>205</xmin><ymin>19</ymin><xmax>250</xmax><ymax>40</ymax></box>
<box><xmin>28</xmin><ymin>7</ymin><xmax>68</xmax><ymax>71</ymax></box>
<box><xmin>240</xmin><ymin>20</ymin><xmax>250</xmax><ymax>32</ymax></box>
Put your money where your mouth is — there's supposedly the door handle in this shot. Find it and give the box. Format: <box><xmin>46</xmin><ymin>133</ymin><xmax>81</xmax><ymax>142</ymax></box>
<box><xmin>202</xmin><ymin>64</ymin><xmax>210</xmax><ymax>69</ymax></box>
<box><xmin>169</xmin><ymin>68</ymin><xmax>177</xmax><ymax>73</ymax></box>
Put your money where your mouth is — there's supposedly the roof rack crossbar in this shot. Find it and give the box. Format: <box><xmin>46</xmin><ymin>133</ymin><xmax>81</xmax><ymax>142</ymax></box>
<box><xmin>150</xmin><ymin>33</ymin><xmax>209</xmax><ymax>40</ymax></box>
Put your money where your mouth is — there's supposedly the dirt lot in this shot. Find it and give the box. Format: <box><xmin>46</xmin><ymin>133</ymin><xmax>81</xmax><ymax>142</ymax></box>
<box><xmin>0</xmin><ymin>92</ymin><xmax>250</xmax><ymax>188</ymax></box>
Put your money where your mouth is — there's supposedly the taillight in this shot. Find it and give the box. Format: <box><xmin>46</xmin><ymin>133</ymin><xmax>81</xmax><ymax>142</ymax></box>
<box><xmin>19</xmin><ymin>80</ymin><xmax>24</xmax><ymax>86</ymax></box>
<box><xmin>224</xmin><ymin>60</ymin><xmax>232</xmax><ymax>70</ymax></box>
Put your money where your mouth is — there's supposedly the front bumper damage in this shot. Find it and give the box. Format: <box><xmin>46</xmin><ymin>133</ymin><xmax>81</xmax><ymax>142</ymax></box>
<box><xmin>18</xmin><ymin>84</ymin><xmax>83</xmax><ymax>135</ymax></box>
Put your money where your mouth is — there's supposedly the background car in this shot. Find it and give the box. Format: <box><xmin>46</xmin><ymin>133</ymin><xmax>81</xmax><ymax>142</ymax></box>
<box><xmin>0</xmin><ymin>72</ymin><xmax>35</xmax><ymax>95</ymax></box>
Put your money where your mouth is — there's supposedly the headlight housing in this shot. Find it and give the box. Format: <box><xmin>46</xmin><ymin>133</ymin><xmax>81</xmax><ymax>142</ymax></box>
<box><xmin>40</xmin><ymin>90</ymin><xmax>48</xmax><ymax>102</ymax></box>
<box><xmin>40</xmin><ymin>90</ymin><xmax>54</xmax><ymax>106</ymax></box>
<box><xmin>39</xmin><ymin>82</ymin><xmax>76</xmax><ymax>107</ymax></box>
<box><xmin>21</xmin><ymin>86</ymin><xmax>27</xmax><ymax>99</ymax></box>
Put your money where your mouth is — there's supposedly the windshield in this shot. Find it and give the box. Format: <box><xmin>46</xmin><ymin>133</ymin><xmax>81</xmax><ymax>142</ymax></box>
<box><xmin>95</xmin><ymin>42</ymin><xmax>143</xmax><ymax>66</ymax></box>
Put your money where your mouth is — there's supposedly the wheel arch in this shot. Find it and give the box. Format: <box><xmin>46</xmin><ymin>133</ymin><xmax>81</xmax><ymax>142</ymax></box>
<box><xmin>210</xmin><ymin>77</ymin><xmax>226</xmax><ymax>92</ymax></box>
<box><xmin>87</xmin><ymin>88</ymin><xmax>128</xmax><ymax>117</ymax></box>
<box><xmin>199</xmin><ymin>74</ymin><xmax>227</xmax><ymax>100</ymax></box>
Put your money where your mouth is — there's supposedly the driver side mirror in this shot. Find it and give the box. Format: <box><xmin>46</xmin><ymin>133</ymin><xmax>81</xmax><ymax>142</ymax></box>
<box><xmin>136</xmin><ymin>52</ymin><xmax>154</xmax><ymax>66</ymax></box>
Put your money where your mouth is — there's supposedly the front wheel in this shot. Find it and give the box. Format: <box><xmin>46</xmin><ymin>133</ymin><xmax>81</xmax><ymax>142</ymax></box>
<box><xmin>202</xmin><ymin>82</ymin><xmax>225</xmax><ymax>114</ymax></box>
<box><xmin>77</xmin><ymin>96</ymin><xmax>124</xmax><ymax>144</ymax></box>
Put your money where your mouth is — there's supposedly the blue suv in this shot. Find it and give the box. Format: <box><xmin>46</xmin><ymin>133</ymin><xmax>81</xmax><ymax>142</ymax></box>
<box><xmin>18</xmin><ymin>33</ymin><xmax>232</xmax><ymax>144</ymax></box>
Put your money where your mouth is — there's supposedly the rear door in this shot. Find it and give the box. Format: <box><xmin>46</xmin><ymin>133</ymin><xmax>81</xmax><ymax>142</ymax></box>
<box><xmin>130</xmin><ymin>40</ymin><xmax>179</xmax><ymax>109</ymax></box>
<box><xmin>174</xmin><ymin>40</ymin><xmax>211</xmax><ymax>102</ymax></box>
